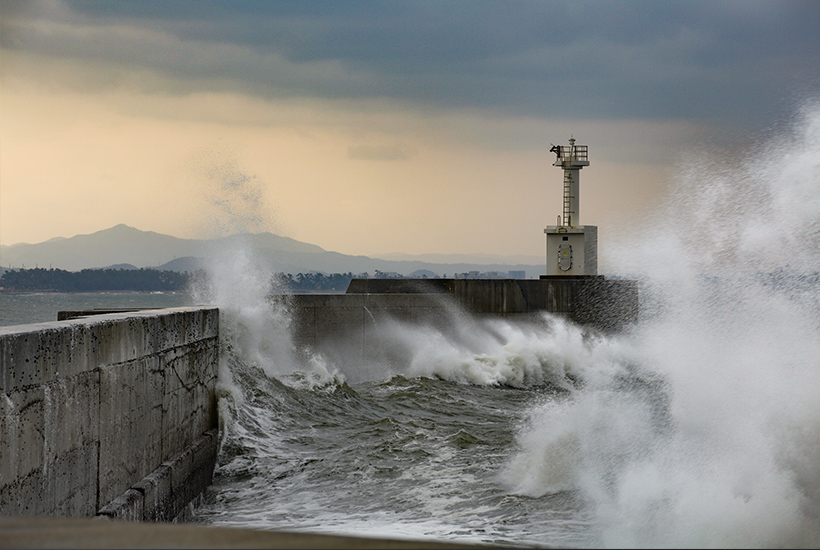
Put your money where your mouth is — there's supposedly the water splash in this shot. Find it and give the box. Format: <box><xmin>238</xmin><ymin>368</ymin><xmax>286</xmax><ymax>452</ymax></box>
<box><xmin>501</xmin><ymin>104</ymin><xmax>820</xmax><ymax>548</ymax></box>
<box><xmin>195</xmin><ymin>153</ymin><xmax>345</xmax><ymax>378</ymax></box>
<box><xmin>373</xmin><ymin>311</ymin><xmax>616</xmax><ymax>389</ymax></box>
<box><xmin>189</xmin><ymin>147</ymin><xmax>276</xmax><ymax>238</ymax></box>
<box><xmin>191</xmin><ymin>105</ymin><xmax>820</xmax><ymax>548</ymax></box>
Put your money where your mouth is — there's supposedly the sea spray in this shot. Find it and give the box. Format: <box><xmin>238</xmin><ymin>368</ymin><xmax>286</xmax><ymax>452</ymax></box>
<box><xmin>500</xmin><ymin>105</ymin><xmax>820</xmax><ymax>547</ymax></box>
<box><xmin>397</xmin><ymin>313</ymin><xmax>611</xmax><ymax>389</ymax></box>
<box><xmin>185</xmin><ymin>153</ymin><xmax>347</xmax><ymax>460</ymax></box>
<box><xmin>187</xmin><ymin>147</ymin><xmax>344</xmax><ymax>386</ymax></box>
<box><xmin>191</xmin><ymin>106</ymin><xmax>819</xmax><ymax>547</ymax></box>
<box><xmin>189</xmin><ymin>147</ymin><xmax>275</xmax><ymax>239</ymax></box>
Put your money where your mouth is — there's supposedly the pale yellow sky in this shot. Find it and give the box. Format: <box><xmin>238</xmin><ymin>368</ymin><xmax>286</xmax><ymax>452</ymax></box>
<box><xmin>3</xmin><ymin>1</ymin><xmax>812</xmax><ymax>260</ymax></box>
<box><xmin>0</xmin><ymin>61</ymin><xmax>687</xmax><ymax>259</ymax></box>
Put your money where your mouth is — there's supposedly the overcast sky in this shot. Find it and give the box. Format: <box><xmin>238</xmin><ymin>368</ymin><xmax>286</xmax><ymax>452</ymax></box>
<box><xmin>2</xmin><ymin>0</ymin><xmax>818</xmax><ymax>261</ymax></box>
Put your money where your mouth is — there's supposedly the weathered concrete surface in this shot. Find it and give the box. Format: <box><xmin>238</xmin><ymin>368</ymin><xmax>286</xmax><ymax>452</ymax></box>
<box><xmin>0</xmin><ymin>516</ymin><xmax>513</xmax><ymax>549</ymax></box>
<box><xmin>0</xmin><ymin>307</ymin><xmax>218</xmax><ymax>520</ymax></box>
<box><xmin>285</xmin><ymin>292</ymin><xmax>462</xmax><ymax>370</ymax></box>
<box><xmin>286</xmin><ymin>277</ymin><xmax>637</xmax><ymax>371</ymax></box>
<box><xmin>345</xmin><ymin>277</ymin><xmax>639</xmax><ymax>330</ymax></box>
<box><xmin>96</xmin><ymin>429</ymin><xmax>218</xmax><ymax>522</ymax></box>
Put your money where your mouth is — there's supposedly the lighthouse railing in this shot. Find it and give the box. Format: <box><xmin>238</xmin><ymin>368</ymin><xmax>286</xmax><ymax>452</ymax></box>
<box><xmin>555</xmin><ymin>145</ymin><xmax>588</xmax><ymax>162</ymax></box>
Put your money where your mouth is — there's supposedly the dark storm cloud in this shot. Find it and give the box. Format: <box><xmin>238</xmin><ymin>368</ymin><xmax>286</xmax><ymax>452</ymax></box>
<box><xmin>3</xmin><ymin>0</ymin><xmax>819</xmax><ymax>126</ymax></box>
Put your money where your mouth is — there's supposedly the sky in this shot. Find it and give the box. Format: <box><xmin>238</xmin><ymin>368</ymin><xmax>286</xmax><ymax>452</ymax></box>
<box><xmin>2</xmin><ymin>0</ymin><xmax>819</xmax><ymax>261</ymax></box>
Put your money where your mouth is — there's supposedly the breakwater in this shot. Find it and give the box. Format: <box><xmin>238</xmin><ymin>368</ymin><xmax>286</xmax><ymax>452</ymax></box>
<box><xmin>288</xmin><ymin>277</ymin><xmax>638</xmax><ymax>368</ymax></box>
<box><xmin>346</xmin><ymin>277</ymin><xmax>638</xmax><ymax>327</ymax></box>
<box><xmin>0</xmin><ymin>277</ymin><xmax>636</xmax><ymax>525</ymax></box>
<box><xmin>0</xmin><ymin>307</ymin><xmax>218</xmax><ymax>521</ymax></box>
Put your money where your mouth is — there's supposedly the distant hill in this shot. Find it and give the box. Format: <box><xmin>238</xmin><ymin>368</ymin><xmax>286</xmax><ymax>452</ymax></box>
<box><xmin>157</xmin><ymin>257</ymin><xmax>206</xmax><ymax>272</ymax></box>
<box><xmin>0</xmin><ymin>225</ymin><xmax>546</xmax><ymax>278</ymax></box>
<box><xmin>0</xmin><ymin>224</ymin><xmax>325</xmax><ymax>272</ymax></box>
<box><xmin>99</xmin><ymin>263</ymin><xmax>139</xmax><ymax>270</ymax></box>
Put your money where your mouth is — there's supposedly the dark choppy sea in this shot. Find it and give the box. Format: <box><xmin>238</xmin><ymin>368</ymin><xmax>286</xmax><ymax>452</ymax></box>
<box><xmin>193</xmin><ymin>318</ymin><xmax>600</xmax><ymax>548</ymax></box>
<box><xmin>0</xmin><ymin>290</ymin><xmax>194</xmax><ymax>327</ymax></box>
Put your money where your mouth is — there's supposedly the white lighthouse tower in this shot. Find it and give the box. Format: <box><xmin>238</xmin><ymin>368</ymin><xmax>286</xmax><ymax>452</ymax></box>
<box><xmin>543</xmin><ymin>138</ymin><xmax>598</xmax><ymax>276</ymax></box>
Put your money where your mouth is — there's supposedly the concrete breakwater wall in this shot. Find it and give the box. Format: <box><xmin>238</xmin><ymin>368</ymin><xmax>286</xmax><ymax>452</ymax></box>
<box><xmin>346</xmin><ymin>277</ymin><xmax>639</xmax><ymax>328</ymax></box>
<box><xmin>0</xmin><ymin>307</ymin><xmax>218</xmax><ymax>521</ymax></box>
<box><xmin>0</xmin><ymin>278</ymin><xmax>635</xmax><ymax>526</ymax></box>
<box><xmin>287</xmin><ymin>277</ymin><xmax>638</xmax><ymax>369</ymax></box>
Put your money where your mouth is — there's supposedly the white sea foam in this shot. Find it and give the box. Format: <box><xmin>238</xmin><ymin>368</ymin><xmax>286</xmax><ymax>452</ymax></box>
<box><xmin>499</xmin><ymin>104</ymin><xmax>820</xmax><ymax>548</ymax></box>
<box><xmin>404</xmin><ymin>315</ymin><xmax>583</xmax><ymax>388</ymax></box>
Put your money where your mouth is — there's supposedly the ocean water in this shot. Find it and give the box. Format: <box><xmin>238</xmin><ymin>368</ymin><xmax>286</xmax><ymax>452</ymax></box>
<box><xmin>3</xmin><ymin>104</ymin><xmax>818</xmax><ymax>548</ymax></box>
<box><xmin>0</xmin><ymin>291</ymin><xmax>195</xmax><ymax>327</ymax></box>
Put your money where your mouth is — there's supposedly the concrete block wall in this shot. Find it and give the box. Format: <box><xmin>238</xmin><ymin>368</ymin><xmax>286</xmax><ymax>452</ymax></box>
<box><xmin>289</xmin><ymin>293</ymin><xmax>453</xmax><ymax>346</ymax></box>
<box><xmin>288</xmin><ymin>277</ymin><xmax>638</xmax><ymax>371</ymax></box>
<box><xmin>452</xmin><ymin>277</ymin><xmax>639</xmax><ymax>331</ymax></box>
<box><xmin>344</xmin><ymin>277</ymin><xmax>639</xmax><ymax>330</ymax></box>
<box><xmin>0</xmin><ymin>307</ymin><xmax>218</xmax><ymax>520</ymax></box>
<box><xmin>287</xmin><ymin>293</ymin><xmax>455</xmax><ymax>370</ymax></box>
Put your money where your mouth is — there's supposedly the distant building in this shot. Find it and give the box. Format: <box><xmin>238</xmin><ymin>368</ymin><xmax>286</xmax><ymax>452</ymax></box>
<box><xmin>508</xmin><ymin>270</ymin><xmax>526</xmax><ymax>279</ymax></box>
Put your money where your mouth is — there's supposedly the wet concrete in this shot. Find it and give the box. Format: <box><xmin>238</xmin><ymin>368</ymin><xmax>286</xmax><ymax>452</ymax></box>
<box><xmin>0</xmin><ymin>517</ymin><xmax>519</xmax><ymax>549</ymax></box>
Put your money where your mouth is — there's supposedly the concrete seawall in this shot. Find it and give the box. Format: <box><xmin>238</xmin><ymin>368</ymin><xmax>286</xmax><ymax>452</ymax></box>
<box><xmin>1</xmin><ymin>277</ymin><xmax>636</xmax><ymax>538</ymax></box>
<box><xmin>287</xmin><ymin>277</ymin><xmax>638</xmax><ymax>370</ymax></box>
<box><xmin>0</xmin><ymin>307</ymin><xmax>219</xmax><ymax>521</ymax></box>
<box><xmin>346</xmin><ymin>277</ymin><xmax>639</xmax><ymax>329</ymax></box>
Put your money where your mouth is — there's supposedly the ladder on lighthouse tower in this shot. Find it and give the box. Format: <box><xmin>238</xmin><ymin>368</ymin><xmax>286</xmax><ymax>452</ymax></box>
<box><xmin>562</xmin><ymin>169</ymin><xmax>573</xmax><ymax>227</ymax></box>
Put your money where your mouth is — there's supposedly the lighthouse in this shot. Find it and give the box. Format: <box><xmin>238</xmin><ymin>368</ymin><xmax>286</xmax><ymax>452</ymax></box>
<box><xmin>543</xmin><ymin>138</ymin><xmax>598</xmax><ymax>276</ymax></box>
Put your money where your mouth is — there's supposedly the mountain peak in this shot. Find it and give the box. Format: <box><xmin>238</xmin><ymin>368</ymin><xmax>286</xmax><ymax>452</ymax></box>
<box><xmin>101</xmin><ymin>224</ymin><xmax>145</xmax><ymax>234</ymax></box>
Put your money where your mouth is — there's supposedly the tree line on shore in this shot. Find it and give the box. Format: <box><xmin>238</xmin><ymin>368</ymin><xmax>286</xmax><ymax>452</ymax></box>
<box><xmin>275</xmin><ymin>272</ymin><xmax>355</xmax><ymax>292</ymax></box>
<box><xmin>0</xmin><ymin>267</ymin><xmax>361</xmax><ymax>293</ymax></box>
<box><xmin>0</xmin><ymin>267</ymin><xmax>192</xmax><ymax>292</ymax></box>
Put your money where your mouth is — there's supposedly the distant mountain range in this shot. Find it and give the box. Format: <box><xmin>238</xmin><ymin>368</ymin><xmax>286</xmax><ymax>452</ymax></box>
<box><xmin>0</xmin><ymin>225</ymin><xmax>546</xmax><ymax>278</ymax></box>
